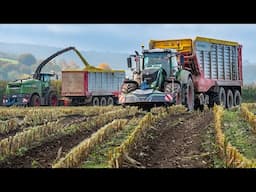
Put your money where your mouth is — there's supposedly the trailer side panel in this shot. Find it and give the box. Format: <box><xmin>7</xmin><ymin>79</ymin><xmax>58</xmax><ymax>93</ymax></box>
<box><xmin>88</xmin><ymin>71</ymin><xmax>125</xmax><ymax>95</ymax></box>
<box><xmin>61</xmin><ymin>71</ymin><xmax>87</xmax><ymax>96</ymax></box>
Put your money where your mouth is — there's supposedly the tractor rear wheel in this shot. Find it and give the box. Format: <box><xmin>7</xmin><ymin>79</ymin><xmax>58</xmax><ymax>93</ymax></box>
<box><xmin>48</xmin><ymin>92</ymin><xmax>58</xmax><ymax>106</ymax></box>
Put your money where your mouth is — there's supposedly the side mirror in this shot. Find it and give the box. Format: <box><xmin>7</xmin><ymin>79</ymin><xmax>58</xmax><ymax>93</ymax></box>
<box><xmin>179</xmin><ymin>55</ymin><xmax>185</xmax><ymax>66</ymax></box>
<box><xmin>127</xmin><ymin>57</ymin><xmax>132</xmax><ymax>68</ymax></box>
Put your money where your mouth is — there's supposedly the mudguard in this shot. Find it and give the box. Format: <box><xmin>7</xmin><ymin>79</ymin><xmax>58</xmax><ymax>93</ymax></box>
<box><xmin>176</xmin><ymin>70</ymin><xmax>192</xmax><ymax>85</ymax></box>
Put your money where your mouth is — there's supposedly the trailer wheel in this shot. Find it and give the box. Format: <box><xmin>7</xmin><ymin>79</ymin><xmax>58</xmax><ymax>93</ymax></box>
<box><xmin>30</xmin><ymin>95</ymin><xmax>41</xmax><ymax>107</ymax></box>
<box><xmin>185</xmin><ymin>77</ymin><xmax>194</xmax><ymax>111</ymax></box>
<box><xmin>207</xmin><ymin>93</ymin><xmax>215</xmax><ymax>109</ymax></box>
<box><xmin>218</xmin><ymin>87</ymin><xmax>226</xmax><ymax>107</ymax></box>
<box><xmin>100</xmin><ymin>97</ymin><xmax>107</xmax><ymax>106</ymax></box>
<box><xmin>48</xmin><ymin>92</ymin><xmax>58</xmax><ymax>106</ymax></box>
<box><xmin>234</xmin><ymin>90</ymin><xmax>241</xmax><ymax>106</ymax></box>
<box><xmin>226</xmin><ymin>89</ymin><xmax>234</xmax><ymax>109</ymax></box>
<box><xmin>92</xmin><ymin>97</ymin><xmax>100</xmax><ymax>106</ymax></box>
<box><xmin>107</xmin><ymin>97</ymin><xmax>114</xmax><ymax>105</ymax></box>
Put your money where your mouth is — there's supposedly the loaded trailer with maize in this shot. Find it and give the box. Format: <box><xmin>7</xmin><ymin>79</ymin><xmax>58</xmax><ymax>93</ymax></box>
<box><xmin>119</xmin><ymin>36</ymin><xmax>243</xmax><ymax>110</ymax></box>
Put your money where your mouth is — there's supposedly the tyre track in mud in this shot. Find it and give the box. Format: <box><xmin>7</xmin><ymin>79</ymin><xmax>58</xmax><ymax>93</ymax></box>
<box><xmin>126</xmin><ymin>110</ymin><xmax>214</xmax><ymax>168</ymax></box>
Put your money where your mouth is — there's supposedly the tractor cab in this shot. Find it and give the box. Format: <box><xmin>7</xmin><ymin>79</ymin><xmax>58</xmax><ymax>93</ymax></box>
<box><xmin>39</xmin><ymin>72</ymin><xmax>58</xmax><ymax>82</ymax></box>
<box><xmin>38</xmin><ymin>73</ymin><xmax>58</xmax><ymax>96</ymax></box>
<box><xmin>127</xmin><ymin>48</ymin><xmax>183</xmax><ymax>91</ymax></box>
<box><xmin>142</xmin><ymin>49</ymin><xmax>180</xmax><ymax>90</ymax></box>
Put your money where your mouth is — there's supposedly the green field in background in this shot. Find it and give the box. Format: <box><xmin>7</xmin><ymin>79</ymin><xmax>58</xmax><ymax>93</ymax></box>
<box><xmin>0</xmin><ymin>57</ymin><xmax>18</xmax><ymax>64</ymax></box>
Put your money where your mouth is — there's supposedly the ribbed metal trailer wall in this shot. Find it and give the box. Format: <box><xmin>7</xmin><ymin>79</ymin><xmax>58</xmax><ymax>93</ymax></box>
<box><xmin>88</xmin><ymin>71</ymin><xmax>125</xmax><ymax>94</ymax></box>
<box><xmin>62</xmin><ymin>70</ymin><xmax>125</xmax><ymax>97</ymax></box>
<box><xmin>194</xmin><ymin>40</ymin><xmax>240</xmax><ymax>81</ymax></box>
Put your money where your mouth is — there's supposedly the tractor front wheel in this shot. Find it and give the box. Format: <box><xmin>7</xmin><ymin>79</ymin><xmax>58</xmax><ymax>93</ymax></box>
<box><xmin>30</xmin><ymin>95</ymin><xmax>41</xmax><ymax>107</ymax></box>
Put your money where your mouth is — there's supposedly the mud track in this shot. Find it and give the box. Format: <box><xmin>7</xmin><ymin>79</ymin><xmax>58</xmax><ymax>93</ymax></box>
<box><xmin>125</xmin><ymin>110</ymin><xmax>214</xmax><ymax>168</ymax></box>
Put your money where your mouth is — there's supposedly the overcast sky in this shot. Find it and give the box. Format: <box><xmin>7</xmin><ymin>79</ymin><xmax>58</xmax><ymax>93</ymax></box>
<box><xmin>0</xmin><ymin>24</ymin><xmax>255</xmax><ymax>63</ymax></box>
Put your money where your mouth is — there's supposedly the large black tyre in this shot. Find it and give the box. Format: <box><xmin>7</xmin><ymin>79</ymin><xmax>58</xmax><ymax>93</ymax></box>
<box><xmin>121</xmin><ymin>80</ymin><xmax>138</xmax><ymax>94</ymax></box>
<box><xmin>107</xmin><ymin>97</ymin><xmax>114</xmax><ymax>105</ymax></box>
<box><xmin>226</xmin><ymin>89</ymin><xmax>234</xmax><ymax>109</ymax></box>
<box><xmin>218</xmin><ymin>87</ymin><xmax>226</xmax><ymax>107</ymax></box>
<box><xmin>185</xmin><ymin>77</ymin><xmax>194</xmax><ymax>111</ymax></box>
<box><xmin>92</xmin><ymin>97</ymin><xmax>100</xmax><ymax>106</ymax></box>
<box><xmin>100</xmin><ymin>97</ymin><xmax>107</xmax><ymax>106</ymax></box>
<box><xmin>234</xmin><ymin>90</ymin><xmax>241</xmax><ymax>106</ymax></box>
<box><xmin>48</xmin><ymin>92</ymin><xmax>58</xmax><ymax>106</ymax></box>
<box><xmin>30</xmin><ymin>95</ymin><xmax>41</xmax><ymax>107</ymax></box>
<box><xmin>207</xmin><ymin>93</ymin><xmax>215</xmax><ymax>109</ymax></box>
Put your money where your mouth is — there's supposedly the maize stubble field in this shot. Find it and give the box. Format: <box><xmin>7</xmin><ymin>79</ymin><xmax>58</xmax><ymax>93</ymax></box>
<box><xmin>0</xmin><ymin>103</ymin><xmax>256</xmax><ymax>168</ymax></box>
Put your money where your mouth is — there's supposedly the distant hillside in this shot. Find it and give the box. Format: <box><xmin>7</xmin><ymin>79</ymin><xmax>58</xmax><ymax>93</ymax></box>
<box><xmin>0</xmin><ymin>57</ymin><xmax>18</xmax><ymax>64</ymax></box>
<box><xmin>0</xmin><ymin>42</ymin><xmax>129</xmax><ymax>71</ymax></box>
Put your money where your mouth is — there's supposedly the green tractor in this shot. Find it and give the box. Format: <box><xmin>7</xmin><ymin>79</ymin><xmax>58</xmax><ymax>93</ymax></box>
<box><xmin>2</xmin><ymin>47</ymin><xmax>89</xmax><ymax>107</ymax></box>
<box><xmin>119</xmin><ymin>48</ymin><xmax>195</xmax><ymax>111</ymax></box>
<box><xmin>3</xmin><ymin>73</ymin><xmax>58</xmax><ymax>107</ymax></box>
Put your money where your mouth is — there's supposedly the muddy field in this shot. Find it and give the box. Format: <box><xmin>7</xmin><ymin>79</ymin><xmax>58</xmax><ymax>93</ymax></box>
<box><xmin>0</xmin><ymin>106</ymin><xmax>216</xmax><ymax>168</ymax></box>
<box><xmin>125</xmin><ymin>111</ymin><xmax>214</xmax><ymax>168</ymax></box>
